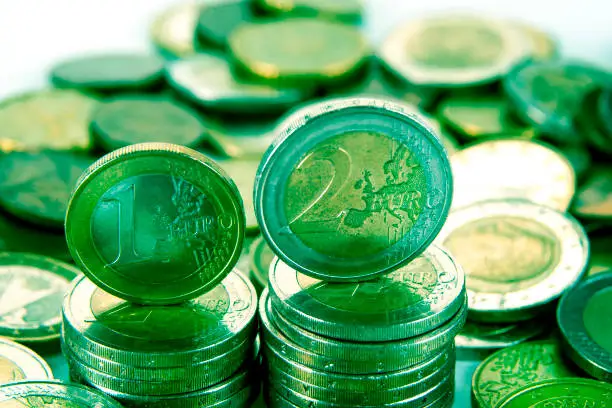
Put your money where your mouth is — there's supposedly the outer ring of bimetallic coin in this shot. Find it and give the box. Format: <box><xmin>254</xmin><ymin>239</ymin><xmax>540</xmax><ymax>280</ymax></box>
<box><xmin>496</xmin><ymin>378</ymin><xmax>612</xmax><ymax>408</ymax></box>
<box><xmin>268</xmin><ymin>245</ymin><xmax>466</xmax><ymax>341</ymax></box>
<box><xmin>0</xmin><ymin>337</ymin><xmax>54</xmax><ymax>380</ymax></box>
<box><xmin>0</xmin><ymin>252</ymin><xmax>80</xmax><ymax>343</ymax></box>
<box><xmin>0</xmin><ymin>380</ymin><xmax>123</xmax><ymax>407</ymax></box>
<box><xmin>435</xmin><ymin>199</ymin><xmax>589</xmax><ymax>323</ymax></box>
<box><xmin>65</xmin><ymin>143</ymin><xmax>245</xmax><ymax>304</ymax></box>
<box><xmin>380</xmin><ymin>16</ymin><xmax>530</xmax><ymax>87</ymax></box>
<box><xmin>255</xmin><ymin>97</ymin><xmax>453</xmax><ymax>281</ymax></box>
<box><xmin>62</xmin><ymin>271</ymin><xmax>257</xmax><ymax>367</ymax></box>
<box><xmin>557</xmin><ymin>273</ymin><xmax>612</xmax><ymax>381</ymax></box>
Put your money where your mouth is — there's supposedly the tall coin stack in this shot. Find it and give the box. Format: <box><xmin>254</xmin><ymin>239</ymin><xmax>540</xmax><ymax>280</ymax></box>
<box><xmin>253</xmin><ymin>98</ymin><xmax>465</xmax><ymax>407</ymax></box>
<box><xmin>60</xmin><ymin>143</ymin><xmax>258</xmax><ymax>407</ymax></box>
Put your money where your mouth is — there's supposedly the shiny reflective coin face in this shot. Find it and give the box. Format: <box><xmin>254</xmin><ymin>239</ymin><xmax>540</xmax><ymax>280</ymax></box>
<box><xmin>451</xmin><ymin>140</ymin><xmax>575</xmax><ymax>211</ymax></box>
<box><xmin>557</xmin><ymin>273</ymin><xmax>612</xmax><ymax>381</ymax></box>
<box><xmin>197</xmin><ymin>1</ymin><xmax>254</xmax><ymax>49</ymax></box>
<box><xmin>572</xmin><ymin>166</ymin><xmax>612</xmax><ymax>220</ymax></box>
<box><xmin>437</xmin><ymin>200</ymin><xmax>588</xmax><ymax>322</ymax></box>
<box><xmin>150</xmin><ymin>3</ymin><xmax>199</xmax><ymax>57</ymax></box>
<box><xmin>249</xmin><ymin>236</ymin><xmax>274</xmax><ymax>289</ymax></box>
<box><xmin>496</xmin><ymin>378</ymin><xmax>612</xmax><ymax>408</ymax></box>
<box><xmin>0</xmin><ymin>90</ymin><xmax>97</xmax><ymax>152</ymax></box>
<box><xmin>0</xmin><ymin>381</ymin><xmax>123</xmax><ymax>407</ymax></box>
<box><xmin>91</xmin><ymin>96</ymin><xmax>208</xmax><ymax>151</ymax></box>
<box><xmin>472</xmin><ymin>341</ymin><xmax>575</xmax><ymax>407</ymax></box>
<box><xmin>0</xmin><ymin>151</ymin><xmax>92</xmax><ymax>228</ymax></box>
<box><xmin>456</xmin><ymin>319</ymin><xmax>546</xmax><ymax>352</ymax></box>
<box><xmin>256</xmin><ymin>98</ymin><xmax>452</xmax><ymax>280</ymax></box>
<box><xmin>50</xmin><ymin>54</ymin><xmax>164</xmax><ymax>92</ymax></box>
<box><xmin>381</xmin><ymin>15</ymin><xmax>529</xmax><ymax>86</ymax></box>
<box><xmin>269</xmin><ymin>244</ymin><xmax>465</xmax><ymax>341</ymax></box>
<box><xmin>257</xmin><ymin>0</ymin><xmax>363</xmax><ymax>22</ymax></box>
<box><xmin>229</xmin><ymin>19</ymin><xmax>368</xmax><ymax>86</ymax></box>
<box><xmin>166</xmin><ymin>53</ymin><xmax>308</xmax><ymax>113</ymax></box>
<box><xmin>504</xmin><ymin>61</ymin><xmax>612</xmax><ymax>142</ymax></box>
<box><xmin>65</xmin><ymin>143</ymin><xmax>245</xmax><ymax>304</ymax></box>
<box><xmin>63</xmin><ymin>271</ymin><xmax>255</xmax><ymax>357</ymax></box>
<box><xmin>0</xmin><ymin>253</ymin><xmax>79</xmax><ymax>343</ymax></box>
<box><xmin>217</xmin><ymin>159</ymin><xmax>260</xmax><ymax>233</ymax></box>
<box><xmin>0</xmin><ymin>338</ymin><xmax>53</xmax><ymax>382</ymax></box>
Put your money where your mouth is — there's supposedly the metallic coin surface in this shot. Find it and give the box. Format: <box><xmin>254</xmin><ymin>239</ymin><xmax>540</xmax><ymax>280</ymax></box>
<box><xmin>91</xmin><ymin>95</ymin><xmax>208</xmax><ymax>151</ymax></box>
<box><xmin>206</xmin><ymin>119</ymin><xmax>276</xmax><ymax>159</ymax></box>
<box><xmin>150</xmin><ymin>3</ymin><xmax>199</xmax><ymax>58</ymax></box>
<box><xmin>512</xmin><ymin>22</ymin><xmax>558</xmax><ymax>61</ymax></box>
<box><xmin>380</xmin><ymin>15</ymin><xmax>529</xmax><ymax>87</ymax></box>
<box><xmin>451</xmin><ymin>140</ymin><xmax>575</xmax><ymax>211</ymax></box>
<box><xmin>197</xmin><ymin>0</ymin><xmax>255</xmax><ymax>49</ymax></box>
<box><xmin>217</xmin><ymin>158</ymin><xmax>260</xmax><ymax>233</ymax></box>
<box><xmin>598</xmin><ymin>88</ymin><xmax>612</xmax><ymax>136</ymax></box>
<box><xmin>50</xmin><ymin>54</ymin><xmax>164</xmax><ymax>92</ymax></box>
<box><xmin>587</xmin><ymin>237</ymin><xmax>612</xmax><ymax>277</ymax></box>
<box><xmin>0</xmin><ymin>90</ymin><xmax>97</xmax><ymax>152</ymax></box>
<box><xmin>230</xmin><ymin>19</ymin><xmax>368</xmax><ymax>86</ymax></box>
<box><xmin>472</xmin><ymin>341</ymin><xmax>575</xmax><ymax>408</ymax></box>
<box><xmin>496</xmin><ymin>378</ymin><xmax>612</xmax><ymax>408</ymax></box>
<box><xmin>249</xmin><ymin>236</ymin><xmax>273</xmax><ymax>289</ymax></box>
<box><xmin>0</xmin><ymin>381</ymin><xmax>123</xmax><ymax>407</ymax></box>
<box><xmin>572</xmin><ymin>166</ymin><xmax>612</xmax><ymax>220</ymax></box>
<box><xmin>65</xmin><ymin>143</ymin><xmax>245</xmax><ymax>304</ymax></box>
<box><xmin>268</xmin><ymin>291</ymin><xmax>465</xmax><ymax>369</ymax></box>
<box><xmin>256</xmin><ymin>0</ymin><xmax>362</xmax><ymax>23</ymax></box>
<box><xmin>504</xmin><ymin>60</ymin><xmax>612</xmax><ymax>142</ymax></box>
<box><xmin>256</xmin><ymin>97</ymin><xmax>452</xmax><ymax>281</ymax></box>
<box><xmin>0</xmin><ymin>151</ymin><xmax>92</xmax><ymax>228</ymax></box>
<box><xmin>578</xmin><ymin>89</ymin><xmax>612</xmax><ymax>157</ymax></box>
<box><xmin>269</xmin><ymin>244</ymin><xmax>465</xmax><ymax>341</ymax></box>
<box><xmin>0</xmin><ymin>338</ymin><xmax>53</xmax><ymax>382</ymax></box>
<box><xmin>438</xmin><ymin>97</ymin><xmax>534</xmax><ymax>140</ymax></box>
<box><xmin>556</xmin><ymin>142</ymin><xmax>591</xmax><ymax>179</ymax></box>
<box><xmin>437</xmin><ymin>200</ymin><xmax>589</xmax><ymax>323</ymax></box>
<box><xmin>557</xmin><ymin>273</ymin><xmax>612</xmax><ymax>381</ymax></box>
<box><xmin>62</xmin><ymin>271</ymin><xmax>256</xmax><ymax>367</ymax></box>
<box><xmin>0</xmin><ymin>253</ymin><xmax>80</xmax><ymax>343</ymax></box>
<box><xmin>166</xmin><ymin>53</ymin><xmax>309</xmax><ymax>114</ymax></box>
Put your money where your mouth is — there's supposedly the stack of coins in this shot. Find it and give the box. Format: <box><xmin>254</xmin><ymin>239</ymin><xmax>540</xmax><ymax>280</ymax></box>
<box><xmin>59</xmin><ymin>143</ymin><xmax>259</xmax><ymax>407</ymax></box>
<box><xmin>252</xmin><ymin>97</ymin><xmax>466</xmax><ymax>407</ymax></box>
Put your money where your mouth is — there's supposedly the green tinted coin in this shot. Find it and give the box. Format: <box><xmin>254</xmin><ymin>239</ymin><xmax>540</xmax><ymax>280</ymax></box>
<box><xmin>206</xmin><ymin>119</ymin><xmax>276</xmax><ymax>159</ymax></box>
<box><xmin>0</xmin><ymin>381</ymin><xmax>123</xmax><ymax>407</ymax></box>
<box><xmin>65</xmin><ymin>143</ymin><xmax>245</xmax><ymax>304</ymax></box>
<box><xmin>62</xmin><ymin>272</ymin><xmax>256</xmax><ymax>367</ymax></box>
<box><xmin>0</xmin><ymin>338</ymin><xmax>53</xmax><ymax>382</ymax></box>
<box><xmin>578</xmin><ymin>89</ymin><xmax>612</xmax><ymax>156</ymax></box>
<box><xmin>557</xmin><ymin>273</ymin><xmax>612</xmax><ymax>381</ymax></box>
<box><xmin>256</xmin><ymin>0</ymin><xmax>362</xmax><ymax>23</ymax></box>
<box><xmin>472</xmin><ymin>341</ymin><xmax>575</xmax><ymax>408</ymax></box>
<box><xmin>150</xmin><ymin>3</ymin><xmax>199</xmax><ymax>58</ymax></box>
<box><xmin>0</xmin><ymin>253</ymin><xmax>79</xmax><ymax>343</ymax></box>
<box><xmin>166</xmin><ymin>53</ymin><xmax>309</xmax><ymax>114</ymax></box>
<box><xmin>599</xmin><ymin>88</ymin><xmax>612</xmax><ymax>136</ymax></box>
<box><xmin>497</xmin><ymin>378</ymin><xmax>612</xmax><ymax>408</ymax></box>
<box><xmin>91</xmin><ymin>95</ymin><xmax>208</xmax><ymax>151</ymax></box>
<box><xmin>504</xmin><ymin>60</ymin><xmax>612</xmax><ymax>143</ymax></box>
<box><xmin>0</xmin><ymin>90</ymin><xmax>97</xmax><ymax>152</ymax></box>
<box><xmin>0</xmin><ymin>151</ymin><xmax>93</xmax><ymax>228</ymax></box>
<box><xmin>380</xmin><ymin>15</ymin><xmax>529</xmax><ymax>87</ymax></box>
<box><xmin>438</xmin><ymin>97</ymin><xmax>534</xmax><ymax>140</ymax></box>
<box><xmin>51</xmin><ymin>54</ymin><xmax>165</xmax><ymax>93</ymax></box>
<box><xmin>587</xmin><ymin>237</ymin><xmax>612</xmax><ymax>277</ymax></box>
<box><xmin>0</xmin><ymin>212</ymin><xmax>71</xmax><ymax>262</ymax></box>
<box><xmin>255</xmin><ymin>97</ymin><xmax>452</xmax><ymax>280</ymax></box>
<box><xmin>572</xmin><ymin>166</ymin><xmax>612</xmax><ymax>220</ymax></box>
<box><xmin>217</xmin><ymin>158</ymin><xmax>260</xmax><ymax>233</ymax></box>
<box><xmin>556</xmin><ymin>142</ymin><xmax>591</xmax><ymax>179</ymax></box>
<box><xmin>436</xmin><ymin>200</ymin><xmax>589</xmax><ymax>323</ymax></box>
<box><xmin>197</xmin><ymin>1</ymin><xmax>255</xmax><ymax>50</ymax></box>
<box><xmin>268</xmin><ymin>244</ymin><xmax>466</xmax><ymax>341</ymax></box>
<box><xmin>230</xmin><ymin>19</ymin><xmax>368</xmax><ymax>87</ymax></box>
<box><xmin>451</xmin><ymin>140</ymin><xmax>575</xmax><ymax>211</ymax></box>
<box><xmin>249</xmin><ymin>236</ymin><xmax>273</xmax><ymax>289</ymax></box>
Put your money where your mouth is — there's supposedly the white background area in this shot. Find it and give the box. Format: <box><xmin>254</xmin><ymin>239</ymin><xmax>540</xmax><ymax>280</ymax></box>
<box><xmin>0</xmin><ymin>0</ymin><xmax>611</xmax><ymax>100</ymax></box>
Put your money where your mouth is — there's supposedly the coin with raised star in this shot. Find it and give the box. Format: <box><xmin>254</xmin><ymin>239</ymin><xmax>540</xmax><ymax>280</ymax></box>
<box><xmin>268</xmin><ymin>244</ymin><xmax>465</xmax><ymax>341</ymax></box>
<box><xmin>0</xmin><ymin>252</ymin><xmax>80</xmax><ymax>343</ymax></box>
<box><xmin>380</xmin><ymin>15</ymin><xmax>529</xmax><ymax>87</ymax></box>
<box><xmin>255</xmin><ymin>97</ymin><xmax>452</xmax><ymax>281</ymax></box>
<box><xmin>451</xmin><ymin>139</ymin><xmax>575</xmax><ymax>211</ymax></box>
<box><xmin>0</xmin><ymin>338</ymin><xmax>53</xmax><ymax>382</ymax></box>
<box><xmin>557</xmin><ymin>273</ymin><xmax>612</xmax><ymax>381</ymax></box>
<box><xmin>436</xmin><ymin>199</ymin><xmax>589</xmax><ymax>323</ymax></box>
<box><xmin>65</xmin><ymin>143</ymin><xmax>245</xmax><ymax>304</ymax></box>
<box><xmin>497</xmin><ymin>378</ymin><xmax>612</xmax><ymax>408</ymax></box>
<box><xmin>0</xmin><ymin>381</ymin><xmax>123</xmax><ymax>407</ymax></box>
